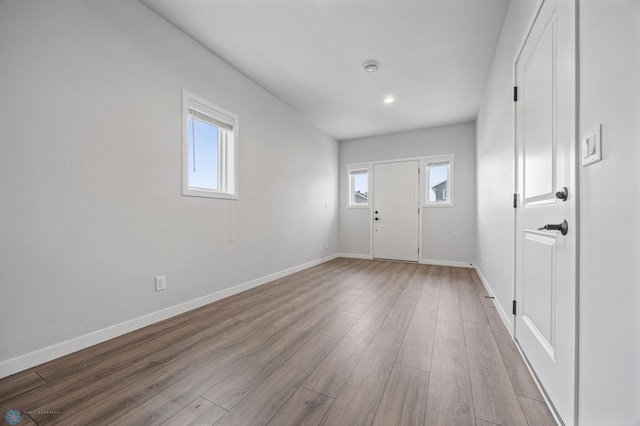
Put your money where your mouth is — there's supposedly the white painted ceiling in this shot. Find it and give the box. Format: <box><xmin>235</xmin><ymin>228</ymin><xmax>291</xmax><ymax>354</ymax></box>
<box><xmin>141</xmin><ymin>0</ymin><xmax>510</xmax><ymax>140</ymax></box>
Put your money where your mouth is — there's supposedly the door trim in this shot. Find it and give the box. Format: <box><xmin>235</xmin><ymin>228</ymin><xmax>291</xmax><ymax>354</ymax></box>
<box><xmin>359</xmin><ymin>156</ymin><xmax>425</xmax><ymax>261</ymax></box>
<box><xmin>371</xmin><ymin>159</ymin><xmax>421</xmax><ymax>262</ymax></box>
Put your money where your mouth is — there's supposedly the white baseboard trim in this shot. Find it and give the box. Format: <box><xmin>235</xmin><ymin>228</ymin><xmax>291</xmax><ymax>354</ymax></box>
<box><xmin>335</xmin><ymin>252</ymin><xmax>372</xmax><ymax>260</ymax></box>
<box><xmin>420</xmin><ymin>258</ymin><xmax>475</xmax><ymax>268</ymax></box>
<box><xmin>0</xmin><ymin>253</ymin><xmax>340</xmax><ymax>379</ymax></box>
<box><xmin>473</xmin><ymin>265</ymin><xmax>514</xmax><ymax>335</ymax></box>
<box><xmin>336</xmin><ymin>254</ymin><xmax>475</xmax><ymax>268</ymax></box>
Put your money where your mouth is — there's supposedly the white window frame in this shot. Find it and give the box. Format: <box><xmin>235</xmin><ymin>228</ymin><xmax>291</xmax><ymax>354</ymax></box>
<box><xmin>423</xmin><ymin>154</ymin><xmax>454</xmax><ymax>207</ymax></box>
<box><xmin>182</xmin><ymin>90</ymin><xmax>238</xmax><ymax>200</ymax></box>
<box><xmin>347</xmin><ymin>163</ymin><xmax>371</xmax><ymax>208</ymax></box>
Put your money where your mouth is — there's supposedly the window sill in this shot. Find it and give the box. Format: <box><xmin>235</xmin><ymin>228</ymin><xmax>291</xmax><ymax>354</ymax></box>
<box><xmin>423</xmin><ymin>203</ymin><xmax>454</xmax><ymax>208</ymax></box>
<box><xmin>183</xmin><ymin>188</ymin><xmax>238</xmax><ymax>200</ymax></box>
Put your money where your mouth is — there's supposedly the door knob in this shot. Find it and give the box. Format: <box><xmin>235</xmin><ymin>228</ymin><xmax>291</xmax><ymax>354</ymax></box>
<box><xmin>538</xmin><ymin>220</ymin><xmax>568</xmax><ymax>235</ymax></box>
<box><xmin>375</xmin><ymin>210</ymin><xmax>379</xmax><ymax>214</ymax></box>
<box><xmin>374</xmin><ymin>217</ymin><xmax>380</xmax><ymax>221</ymax></box>
<box><xmin>555</xmin><ymin>187</ymin><xmax>568</xmax><ymax>201</ymax></box>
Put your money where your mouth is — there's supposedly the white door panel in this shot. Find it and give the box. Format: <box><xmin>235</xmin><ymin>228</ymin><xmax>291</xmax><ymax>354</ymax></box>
<box><xmin>514</xmin><ymin>0</ymin><xmax>576</xmax><ymax>424</ymax></box>
<box><xmin>523</xmin><ymin>19</ymin><xmax>556</xmax><ymax>202</ymax></box>
<box><xmin>373</xmin><ymin>161</ymin><xmax>419</xmax><ymax>262</ymax></box>
<box><xmin>522</xmin><ymin>231</ymin><xmax>556</xmax><ymax>357</ymax></box>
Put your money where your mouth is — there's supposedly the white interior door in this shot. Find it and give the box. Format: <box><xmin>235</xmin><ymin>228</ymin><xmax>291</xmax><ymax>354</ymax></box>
<box><xmin>373</xmin><ymin>160</ymin><xmax>419</xmax><ymax>262</ymax></box>
<box><xmin>514</xmin><ymin>0</ymin><xmax>576</xmax><ymax>424</ymax></box>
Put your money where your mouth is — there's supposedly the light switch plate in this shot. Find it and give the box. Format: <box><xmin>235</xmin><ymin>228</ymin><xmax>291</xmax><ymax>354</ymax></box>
<box><xmin>582</xmin><ymin>124</ymin><xmax>602</xmax><ymax>166</ymax></box>
<box><xmin>155</xmin><ymin>276</ymin><xmax>166</xmax><ymax>292</ymax></box>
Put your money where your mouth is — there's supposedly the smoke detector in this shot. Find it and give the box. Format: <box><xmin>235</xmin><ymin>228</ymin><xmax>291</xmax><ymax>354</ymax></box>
<box><xmin>363</xmin><ymin>60</ymin><xmax>380</xmax><ymax>73</ymax></box>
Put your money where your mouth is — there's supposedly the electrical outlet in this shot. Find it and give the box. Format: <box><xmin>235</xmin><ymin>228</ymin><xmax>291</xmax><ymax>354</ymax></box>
<box><xmin>155</xmin><ymin>276</ymin><xmax>166</xmax><ymax>292</ymax></box>
<box><xmin>325</xmin><ymin>242</ymin><xmax>329</xmax><ymax>249</ymax></box>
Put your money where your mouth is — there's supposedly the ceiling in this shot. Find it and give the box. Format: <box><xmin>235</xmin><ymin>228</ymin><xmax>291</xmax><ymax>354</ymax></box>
<box><xmin>141</xmin><ymin>0</ymin><xmax>510</xmax><ymax>141</ymax></box>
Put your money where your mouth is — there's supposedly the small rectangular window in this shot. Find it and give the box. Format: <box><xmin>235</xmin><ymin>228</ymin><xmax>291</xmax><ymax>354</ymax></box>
<box><xmin>188</xmin><ymin>115</ymin><xmax>219</xmax><ymax>191</ymax></box>
<box><xmin>183</xmin><ymin>91</ymin><xmax>238</xmax><ymax>199</ymax></box>
<box><xmin>425</xmin><ymin>155</ymin><xmax>453</xmax><ymax>206</ymax></box>
<box><xmin>348</xmin><ymin>166</ymin><xmax>369</xmax><ymax>207</ymax></box>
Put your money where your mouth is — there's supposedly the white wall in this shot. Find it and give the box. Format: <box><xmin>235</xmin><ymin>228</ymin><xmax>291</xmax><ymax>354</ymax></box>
<box><xmin>0</xmin><ymin>0</ymin><xmax>338</xmax><ymax>375</ymax></box>
<box><xmin>578</xmin><ymin>1</ymin><xmax>640</xmax><ymax>424</ymax></box>
<box><xmin>339</xmin><ymin>122</ymin><xmax>476</xmax><ymax>265</ymax></box>
<box><xmin>475</xmin><ymin>0</ymin><xmax>539</xmax><ymax>328</ymax></box>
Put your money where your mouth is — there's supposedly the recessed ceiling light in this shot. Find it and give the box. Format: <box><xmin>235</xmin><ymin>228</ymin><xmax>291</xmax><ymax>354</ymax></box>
<box><xmin>384</xmin><ymin>96</ymin><xmax>395</xmax><ymax>104</ymax></box>
<box><xmin>363</xmin><ymin>60</ymin><xmax>380</xmax><ymax>73</ymax></box>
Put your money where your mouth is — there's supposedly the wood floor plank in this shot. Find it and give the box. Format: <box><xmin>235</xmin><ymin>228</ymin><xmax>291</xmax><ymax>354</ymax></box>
<box><xmin>261</xmin><ymin>259</ymin><xmax>356</xmax><ymax>298</ymax></box>
<box><xmin>397</xmin><ymin>314</ymin><xmax>437</xmax><ymax>372</ymax></box>
<box><xmin>231</xmin><ymin>291</ymin><xmax>303</xmax><ymax>323</ymax></box>
<box><xmin>29</xmin><ymin>322</ymin><xmax>282</xmax><ymax>425</ymax></box>
<box><xmin>313</xmin><ymin>309</ymin><xmax>363</xmax><ymax>339</ymax></box>
<box><xmin>202</xmin><ymin>327</ymin><xmax>315</xmax><ymax>409</ymax></box>
<box><xmin>161</xmin><ymin>397</ymin><xmax>226</xmax><ymax>426</ymax></box>
<box><xmin>220</xmin><ymin>318</ymin><xmax>280</xmax><ymax>343</ymax></box>
<box><xmin>518</xmin><ymin>396</ymin><xmax>557</xmax><ymax>426</ymax></box>
<box><xmin>441</xmin><ymin>266</ymin><xmax>458</xmax><ymax>292</ymax></box>
<box><xmin>476</xmin><ymin>419</ymin><xmax>500</xmax><ymax>426</ymax></box>
<box><xmin>466</xmin><ymin>268</ymin><xmax>543</xmax><ymax>401</ymax></box>
<box><xmin>484</xmin><ymin>309</ymin><xmax>543</xmax><ymax>401</ymax></box>
<box><xmin>32</xmin><ymin>306</ymin><xmax>219</xmax><ymax>381</ymax></box>
<box><xmin>341</xmin><ymin>310</ymin><xmax>388</xmax><ymax>346</ymax></box>
<box><xmin>302</xmin><ymin>340</ymin><xmax>367</xmax><ymax>398</ymax></box>
<box><xmin>435</xmin><ymin>269</ymin><xmax>464</xmax><ymax>340</ymax></box>
<box><xmin>268</xmin><ymin>270</ymin><xmax>360</xmax><ymax>329</ymax></box>
<box><xmin>463</xmin><ymin>320</ymin><xmax>528</xmax><ymax>426</ymax></box>
<box><xmin>267</xmin><ymin>387</ymin><xmax>333</xmax><ymax>426</ymax></box>
<box><xmin>320</xmin><ymin>327</ymin><xmax>404</xmax><ymax>426</ymax></box>
<box><xmin>456</xmin><ymin>268</ymin><xmax>488</xmax><ymax>324</ymax></box>
<box><xmin>396</xmin><ymin>266</ymin><xmax>440</xmax><ymax>371</ymax></box>
<box><xmin>0</xmin><ymin>320</ymin><xmax>236</xmax><ymax>423</ymax></box>
<box><xmin>366</xmin><ymin>263</ymin><xmax>415</xmax><ymax>314</ymax></box>
<box><xmin>468</xmin><ymin>269</ymin><xmax>498</xmax><ymax>311</ymax></box>
<box><xmin>381</xmin><ymin>265</ymin><xmax>424</xmax><ymax>331</ymax></box>
<box><xmin>214</xmin><ymin>334</ymin><xmax>339</xmax><ymax>425</ymax></box>
<box><xmin>372</xmin><ymin>364</ymin><xmax>429</xmax><ymax>426</ymax></box>
<box><xmin>77</xmin><ymin>324</ymin><xmax>287</xmax><ymax>426</ymax></box>
<box><xmin>303</xmin><ymin>310</ymin><xmax>386</xmax><ymax>398</ymax></box>
<box><xmin>424</xmin><ymin>334</ymin><xmax>475</xmax><ymax>426</ymax></box>
<box><xmin>35</xmin><ymin>336</ymin><xmax>239</xmax><ymax>425</ymax></box>
<box><xmin>233</xmin><ymin>266</ymin><xmax>353</xmax><ymax>328</ymax></box>
<box><xmin>352</xmin><ymin>261</ymin><xmax>402</xmax><ymax>303</ymax></box>
<box><xmin>230</xmin><ymin>263</ymin><xmax>355</xmax><ymax>324</ymax></box>
<box><xmin>271</xmin><ymin>296</ymin><xmax>336</xmax><ymax>330</ymax></box>
<box><xmin>40</xmin><ymin>338</ymin><xmax>167</xmax><ymax>388</ymax></box>
<box><xmin>415</xmin><ymin>264</ymin><xmax>439</xmax><ymax>308</ymax></box>
<box><xmin>316</xmin><ymin>260</ymin><xmax>388</xmax><ymax>309</ymax></box>
<box><xmin>0</xmin><ymin>371</ymin><xmax>47</xmax><ymax>403</ymax></box>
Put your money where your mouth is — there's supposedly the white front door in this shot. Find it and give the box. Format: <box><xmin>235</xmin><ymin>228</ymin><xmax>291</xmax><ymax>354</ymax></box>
<box><xmin>372</xmin><ymin>160</ymin><xmax>419</xmax><ymax>262</ymax></box>
<box><xmin>514</xmin><ymin>0</ymin><xmax>577</xmax><ymax>424</ymax></box>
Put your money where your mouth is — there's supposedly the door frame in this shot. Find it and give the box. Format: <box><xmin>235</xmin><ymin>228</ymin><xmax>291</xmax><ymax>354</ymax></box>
<box><xmin>367</xmin><ymin>156</ymin><xmax>425</xmax><ymax>261</ymax></box>
<box><xmin>511</xmin><ymin>0</ymin><xmax>580</xmax><ymax>424</ymax></box>
<box><xmin>371</xmin><ymin>159</ymin><xmax>421</xmax><ymax>262</ymax></box>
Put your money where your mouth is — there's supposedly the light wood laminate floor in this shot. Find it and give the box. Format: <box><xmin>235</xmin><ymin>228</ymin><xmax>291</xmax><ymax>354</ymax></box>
<box><xmin>0</xmin><ymin>258</ymin><xmax>557</xmax><ymax>425</ymax></box>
